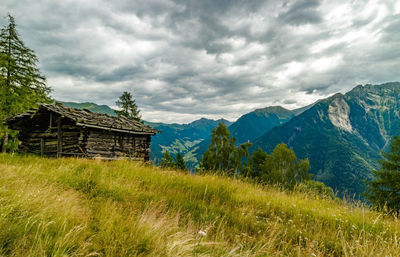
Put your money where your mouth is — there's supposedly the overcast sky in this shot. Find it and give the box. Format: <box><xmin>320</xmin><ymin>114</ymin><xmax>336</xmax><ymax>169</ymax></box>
<box><xmin>2</xmin><ymin>0</ymin><xmax>400</xmax><ymax>123</ymax></box>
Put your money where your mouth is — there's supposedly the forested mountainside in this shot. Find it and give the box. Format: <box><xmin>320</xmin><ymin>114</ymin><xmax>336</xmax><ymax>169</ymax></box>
<box><xmin>184</xmin><ymin>105</ymin><xmax>311</xmax><ymax>168</ymax></box>
<box><xmin>146</xmin><ymin>118</ymin><xmax>232</xmax><ymax>163</ymax></box>
<box><xmin>60</xmin><ymin>101</ymin><xmax>116</xmax><ymax>116</ymax></box>
<box><xmin>253</xmin><ymin>82</ymin><xmax>400</xmax><ymax>196</ymax></box>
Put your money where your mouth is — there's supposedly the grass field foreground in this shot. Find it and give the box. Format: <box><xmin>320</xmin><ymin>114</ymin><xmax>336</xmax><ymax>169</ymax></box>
<box><xmin>0</xmin><ymin>154</ymin><xmax>399</xmax><ymax>256</ymax></box>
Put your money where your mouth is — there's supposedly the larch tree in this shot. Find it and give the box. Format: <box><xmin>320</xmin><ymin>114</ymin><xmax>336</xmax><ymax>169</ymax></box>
<box><xmin>0</xmin><ymin>14</ymin><xmax>51</xmax><ymax>152</ymax></box>
<box><xmin>174</xmin><ymin>153</ymin><xmax>187</xmax><ymax>171</ymax></box>
<box><xmin>365</xmin><ymin>131</ymin><xmax>400</xmax><ymax>213</ymax></box>
<box><xmin>115</xmin><ymin>91</ymin><xmax>141</xmax><ymax>122</ymax></box>
<box><xmin>160</xmin><ymin>150</ymin><xmax>174</xmax><ymax>169</ymax></box>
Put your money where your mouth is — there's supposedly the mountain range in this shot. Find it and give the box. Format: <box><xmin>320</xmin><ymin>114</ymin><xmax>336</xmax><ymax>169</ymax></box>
<box><xmin>253</xmin><ymin>82</ymin><xmax>400</xmax><ymax>196</ymax></box>
<box><xmin>184</xmin><ymin>105</ymin><xmax>312</xmax><ymax>168</ymax></box>
<box><xmin>60</xmin><ymin>82</ymin><xmax>400</xmax><ymax>197</ymax></box>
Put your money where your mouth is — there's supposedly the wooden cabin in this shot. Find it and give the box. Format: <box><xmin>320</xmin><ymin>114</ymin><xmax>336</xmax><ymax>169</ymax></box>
<box><xmin>6</xmin><ymin>103</ymin><xmax>159</xmax><ymax>160</ymax></box>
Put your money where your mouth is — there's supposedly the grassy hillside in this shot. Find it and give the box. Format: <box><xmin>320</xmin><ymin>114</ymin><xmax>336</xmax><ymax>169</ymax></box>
<box><xmin>0</xmin><ymin>154</ymin><xmax>399</xmax><ymax>256</ymax></box>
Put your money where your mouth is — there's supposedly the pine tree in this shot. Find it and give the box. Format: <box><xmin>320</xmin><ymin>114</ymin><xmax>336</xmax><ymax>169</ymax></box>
<box><xmin>365</xmin><ymin>132</ymin><xmax>400</xmax><ymax>212</ymax></box>
<box><xmin>174</xmin><ymin>153</ymin><xmax>186</xmax><ymax>171</ymax></box>
<box><xmin>0</xmin><ymin>14</ymin><xmax>51</xmax><ymax>152</ymax></box>
<box><xmin>160</xmin><ymin>151</ymin><xmax>174</xmax><ymax>169</ymax></box>
<box><xmin>115</xmin><ymin>91</ymin><xmax>141</xmax><ymax>122</ymax></box>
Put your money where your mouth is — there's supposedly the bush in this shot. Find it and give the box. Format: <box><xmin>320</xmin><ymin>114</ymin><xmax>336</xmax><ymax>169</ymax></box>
<box><xmin>297</xmin><ymin>180</ymin><xmax>336</xmax><ymax>200</ymax></box>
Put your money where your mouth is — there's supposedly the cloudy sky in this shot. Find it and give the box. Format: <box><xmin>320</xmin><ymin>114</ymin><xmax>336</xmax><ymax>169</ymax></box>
<box><xmin>1</xmin><ymin>0</ymin><xmax>400</xmax><ymax>123</ymax></box>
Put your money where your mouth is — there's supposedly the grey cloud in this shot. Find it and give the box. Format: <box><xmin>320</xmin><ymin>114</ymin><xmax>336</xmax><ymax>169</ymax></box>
<box><xmin>2</xmin><ymin>0</ymin><xmax>400</xmax><ymax>122</ymax></box>
<box><xmin>279</xmin><ymin>0</ymin><xmax>322</xmax><ymax>25</ymax></box>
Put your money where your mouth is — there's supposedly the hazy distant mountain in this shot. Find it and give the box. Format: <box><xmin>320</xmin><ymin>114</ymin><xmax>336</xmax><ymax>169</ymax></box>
<box><xmin>229</xmin><ymin>105</ymin><xmax>311</xmax><ymax>144</ymax></box>
<box><xmin>185</xmin><ymin>105</ymin><xmax>311</xmax><ymax>169</ymax></box>
<box><xmin>59</xmin><ymin>101</ymin><xmax>116</xmax><ymax>116</ymax></box>
<box><xmin>147</xmin><ymin>118</ymin><xmax>233</xmax><ymax>163</ymax></box>
<box><xmin>253</xmin><ymin>82</ymin><xmax>400</xmax><ymax>196</ymax></box>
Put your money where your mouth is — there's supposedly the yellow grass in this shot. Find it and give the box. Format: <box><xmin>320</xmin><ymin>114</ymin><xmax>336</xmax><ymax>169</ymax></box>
<box><xmin>0</xmin><ymin>153</ymin><xmax>399</xmax><ymax>256</ymax></box>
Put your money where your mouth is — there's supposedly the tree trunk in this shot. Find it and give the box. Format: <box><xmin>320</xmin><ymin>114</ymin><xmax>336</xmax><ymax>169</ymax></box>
<box><xmin>2</xmin><ymin>126</ymin><xmax>8</xmax><ymax>153</ymax></box>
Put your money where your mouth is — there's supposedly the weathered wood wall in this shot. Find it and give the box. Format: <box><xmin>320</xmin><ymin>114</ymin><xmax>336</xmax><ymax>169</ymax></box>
<box><xmin>18</xmin><ymin>112</ymin><xmax>83</xmax><ymax>157</ymax></box>
<box><xmin>83</xmin><ymin>129</ymin><xmax>151</xmax><ymax>161</ymax></box>
<box><xmin>15</xmin><ymin>110</ymin><xmax>152</xmax><ymax>161</ymax></box>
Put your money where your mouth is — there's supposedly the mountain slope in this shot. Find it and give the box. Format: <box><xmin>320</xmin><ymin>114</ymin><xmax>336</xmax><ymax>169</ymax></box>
<box><xmin>186</xmin><ymin>105</ymin><xmax>311</xmax><ymax>168</ymax></box>
<box><xmin>59</xmin><ymin>101</ymin><xmax>116</xmax><ymax>116</ymax></box>
<box><xmin>229</xmin><ymin>106</ymin><xmax>305</xmax><ymax>144</ymax></box>
<box><xmin>147</xmin><ymin>118</ymin><xmax>232</xmax><ymax>163</ymax></box>
<box><xmin>253</xmin><ymin>82</ymin><xmax>400</xmax><ymax>196</ymax></box>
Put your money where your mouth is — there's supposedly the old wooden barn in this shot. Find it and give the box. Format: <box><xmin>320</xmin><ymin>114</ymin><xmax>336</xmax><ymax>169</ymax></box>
<box><xmin>6</xmin><ymin>103</ymin><xmax>159</xmax><ymax>160</ymax></box>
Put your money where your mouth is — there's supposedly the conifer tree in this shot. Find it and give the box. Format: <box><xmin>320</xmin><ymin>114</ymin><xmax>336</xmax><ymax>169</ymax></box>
<box><xmin>242</xmin><ymin>147</ymin><xmax>268</xmax><ymax>178</ymax></box>
<box><xmin>174</xmin><ymin>153</ymin><xmax>186</xmax><ymax>171</ymax></box>
<box><xmin>0</xmin><ymin>14</ymin><xmax>51</xmax><ymax>152</ymax></box>
<box><xmin>365</xmin><ymin>132</ymin><xmax>400</xmax><ymax>212</ymax></box>
<box><xmin>159</xmin><ymin>151</ymin><xmax>174</xmax><ymax>169</ymax></box>
<box><xmin>115</xmin><ymin>91</ymin><xmax>141</xmax><ymax>122</ymax></box>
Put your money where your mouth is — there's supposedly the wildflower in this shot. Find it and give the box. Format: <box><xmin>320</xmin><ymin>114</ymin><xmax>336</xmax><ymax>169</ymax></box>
<box><xmin>198</xmin><ymin>230</ymin><xmax>207</xmax><ymax>237</ymax></box>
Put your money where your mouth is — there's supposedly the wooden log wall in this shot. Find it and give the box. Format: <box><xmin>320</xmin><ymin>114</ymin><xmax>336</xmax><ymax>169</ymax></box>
<box><xmin>15</xmin><ymin>110</ymin><xmax>153</xmax><ymax>160</ymax></box>
<box><xmin>19</xmin><ymin>130</ymin><xmax>82</xmax><ymax>156</ymax></box>
<box><xmin>18</xmin><ymin>114</ymin><xmax>83</xmax><ymax>157</ymax></box>
<box><xmin>84</xmin><ymin>129</ymin><xmax>151</xmax><ymax>161</ymax></box>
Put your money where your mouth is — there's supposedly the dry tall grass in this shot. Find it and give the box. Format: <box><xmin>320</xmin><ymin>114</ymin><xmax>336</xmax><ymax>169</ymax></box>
<box><xmin>0</xmin><ymin>154</ymin><xmax>399</xmax><ymax>256</ymax></box>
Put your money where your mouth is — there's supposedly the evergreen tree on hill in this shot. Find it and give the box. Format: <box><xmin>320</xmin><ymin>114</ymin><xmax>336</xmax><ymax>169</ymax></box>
<box><xmin>174</xmin><ymin>153</ymin><xmax>187</xmax><ymax>171</ymax></box>
<box><xmin>242</xmin><ymin>147</ymin><xmax>268</xmax><ymax>178</ymax></box>
<box><xmin>160</xmin><ymin>151</ymin><xmax>174</xmax><ymax>169</ymax></box>
<box><xmin>0</xmin><ymin>14</ymin><xmax>51</xmax><ymax>152</ymax></box>
<box><xmin>365</xmin><ymin>131</ymin><xmax>400</xmax><ymax>213</ymax></box>
<box><xmin>115</xmin><ymin>91</ymin><xmax>141</xmax><ymax>122</ymax></box>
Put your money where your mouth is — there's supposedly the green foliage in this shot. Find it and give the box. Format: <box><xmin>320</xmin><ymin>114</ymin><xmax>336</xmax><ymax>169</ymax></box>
<box><xmin>0</xmin><ymin>14</ymin><xmax>51</xmax><ymax>115</ymax></box>
<box><xmin>365</xmin><ymin>131</ymin><xmax>400</xmax><ymax>213</ymax></box>
<box><xmin>262</xmin><ymin>143</ymin><xmax>311</xmax><ymax>188</ymax></box>
<box><xmin>297</xmin><ymin>180</ymin><xmax>336</xmax><ymax>200</ymax></box>
<box><xmin>174</xmin><ymin>153</ymin><xmax>186</xmax><ymax>171</ymax></box>
<box><xmin>242</xmin><ymin>147</ymin><xmax>268</xmax><ymax>178</ymax></box>
<box><xmin>159</xmin><ymin>151</ymin><xmax>174</xmax><ymax>169</ymax></box>
<box><xmin>243</xmin><ymin>143</ymin><xmax>311</xmax><ymax>189</ymax></box>
<box><xmin>200</xmin><ymin>122</ymin><xmax>251</xmax><ymax>176</ymax></box>
<box><xmin>0</xmin><ymin>14</ymin><xmax>51</xmax><ymax>152</ymax></box>
<box><xmin>115</xmin><ymin>91</ymin><xmax>141</xmax><ymax>122</ymax></box>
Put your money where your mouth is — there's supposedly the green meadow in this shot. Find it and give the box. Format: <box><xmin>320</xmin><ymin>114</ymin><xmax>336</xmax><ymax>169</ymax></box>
<box><xmin>0</xmin><ymin>154</ymin><xmax>399</xmax><ymax>256</ymax></box>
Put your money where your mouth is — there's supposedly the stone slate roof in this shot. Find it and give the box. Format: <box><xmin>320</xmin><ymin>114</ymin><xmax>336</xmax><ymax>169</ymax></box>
<box><xmin>7</xmin><ymin>103</ymin><xmax>159</xmax><ymax>135</ymax></box>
